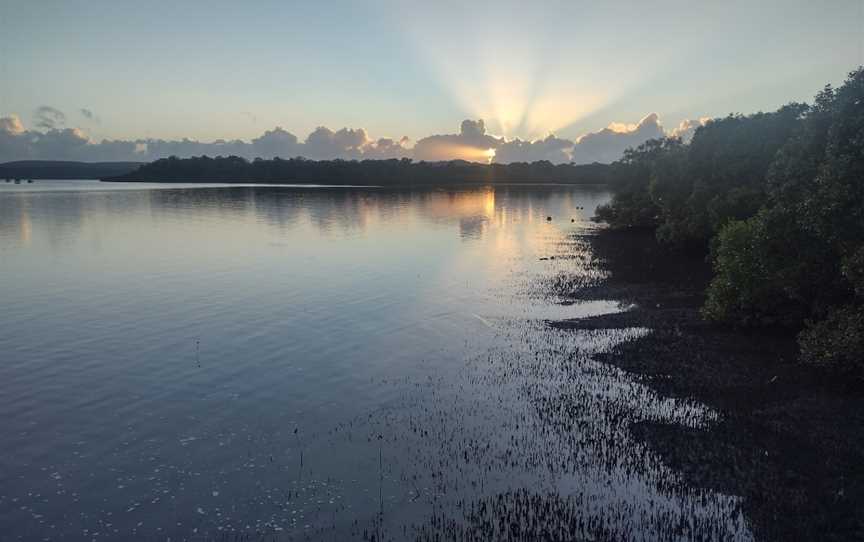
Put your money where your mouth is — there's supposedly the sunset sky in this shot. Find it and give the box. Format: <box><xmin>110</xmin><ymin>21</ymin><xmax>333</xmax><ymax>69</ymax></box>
<box><xmin>1</xmin><ymin>0</ymin><xmax>861</xmax><ymax>162</ymax></box>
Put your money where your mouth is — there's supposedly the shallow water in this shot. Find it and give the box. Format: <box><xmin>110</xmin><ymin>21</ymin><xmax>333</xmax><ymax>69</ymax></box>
<box><xmin>0</xmin><ymin>181</ymin><xmax>748</xmax><ymax>540</ymax></box>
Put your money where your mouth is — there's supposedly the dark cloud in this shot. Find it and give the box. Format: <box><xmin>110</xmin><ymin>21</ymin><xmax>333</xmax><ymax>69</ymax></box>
<box><xmin>140</xmin><ymin>138</ymin><xmax>250</xmax><ymax>160</ymax></box>
<box><xmin>32</xmin><ymin>128</ymin><xmax>91</xmax><ymax>160</ymax></box>
<box><xmin>0</xmin><ymin>123</ymin><xmax>407</xmax><ymax>162</ymax></box>
<box><xmin>250</xmin><ymin>127</ymin><xmax>301</xmax><ymax>159</ymax></box>
<box><xmin>304</xmin><ymin>127</ymin><xmax>370</xmax><ymax>160</ymax></box>
<box><xmin>80</xmin><ymin>108</ymin><xmax>100</xmax><ymax>124</ymax></box>
<box><xmin>413</xmin><ymin>119</ymin><xmax>501</xmax><ymax>162</ymax></box>
<box><xmin>0</xmin><ymin>112</ymin><xmax>707</xmax><ymax>165</ymax></box>
<box><xmin>0</xmin><ymin>114</ymin><xmax>92</xmax><ymax>162</ymax></box>
<box><xmin>361</xmin><ymin>136</ymin><xmax>412</xmax><ymax>160</ymax></box>
<box><xmin>458</xmin><ymin>119</ymin><xmax>487</xmax><ymax>140</ymax></box>
<box><xmin>570</xmin><ymin>113</ymin><xmax>665</xmax><ymax>164</ymax></box>
<box><xmin>495</xmin><ymin>134</ymin><xmax>573</xmax><ymax>164</ymax></box>
<box><xmin>78</xmin><ymin>139</ymin><xmax>140</xmax><ymax>162</ymax></box>
<box><xmin>34</xmin><ymin>106</ymin><xmax>66</xmax><ymax>130</ymax></box>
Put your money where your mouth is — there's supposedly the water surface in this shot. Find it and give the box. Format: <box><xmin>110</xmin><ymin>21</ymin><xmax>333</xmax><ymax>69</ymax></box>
<box><xmin>0</xmin><ymin>181</ymin><xmax>748</xmax><ymax>540</ymax></box>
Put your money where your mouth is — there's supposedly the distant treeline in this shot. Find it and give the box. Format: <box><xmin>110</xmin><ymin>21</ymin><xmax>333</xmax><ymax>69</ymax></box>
<box><xmin>103</xmin><ymin>157</ymin><xmax>612</xmax><ymax>185</ymax></box>
<box><xmin>596</xmin><ymin>67</ymin><xmax>864</xmax><ymax>376</ymax></box>
<box><xmin>1</xmin><ymin>160</ymin><xmax>142</xmax><ymax>180</ymax></box>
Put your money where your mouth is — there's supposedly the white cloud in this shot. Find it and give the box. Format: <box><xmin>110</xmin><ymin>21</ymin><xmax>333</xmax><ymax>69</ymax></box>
<box><xmin>0</xmin><ymin>114</ymin><xmax>25</xmax><ymax>135</ymax></box>
<box><xmin>669</xmin><ymin>117</ymin><xmax>712</xmax><ymax>142</ymax></box>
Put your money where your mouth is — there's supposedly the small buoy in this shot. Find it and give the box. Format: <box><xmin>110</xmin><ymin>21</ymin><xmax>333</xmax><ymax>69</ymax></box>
<box><xmin>546</xmin><ymin>216</ymin><xmax>552</xmax><ymax>221</ymax></box>
<box><xmin>571</xmin><ymin>218</ymin><xmax>575</xmax><ymax>223</ymax></box>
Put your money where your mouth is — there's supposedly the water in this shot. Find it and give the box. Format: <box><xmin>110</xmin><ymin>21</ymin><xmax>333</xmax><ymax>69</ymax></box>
<box><xmin>0</xmin><ymin>181</ymin><xmax>749</xmax><ymax>540</ymax></box>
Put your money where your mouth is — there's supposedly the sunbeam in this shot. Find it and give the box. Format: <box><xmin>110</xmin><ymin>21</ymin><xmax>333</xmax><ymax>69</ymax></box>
<box><xmin>388</xmin><ymin>1</ymin><xmax>668</xmax><ymax>141</ymax></box>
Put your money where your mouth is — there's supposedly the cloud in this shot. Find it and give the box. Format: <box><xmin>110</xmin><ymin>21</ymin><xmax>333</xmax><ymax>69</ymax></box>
<box><xmin>413</xmin><ymin>119</ymin><xmax>501</xmax><ymax>162</ymax></box>
<box><xmin>250</xmin><ymin>127</ymin><xmax>301</xmax><ymax>159</ymax></box>
<box><xmin>140</xmin><ymin>138</ymin><xmax>250</xmax><ymax>161</ymax></box>
<box><xmin>669</xmin><ymin>117</ymin><xmax>712</xmax><ymax>142</ymax></box>
<box><xmin>79</xmin><ymin>138</ymin><xmax>141</xmax><ymax>162</ymax></box>
<box><xmin>495</xmin><ymin>134</ymin><xmax>573</xmax><ymax>164</ymax></box>
<box><xmin>34</xmin><ymin>106</ymin><xmax>67</xmax><ymax>130</ymax></box>
<box><xmin>570</xmin><ymin>113</ymin><xmax>665</xmax><ymax>164</ymax></box>
<box><xmin>0</xmin><ymin>111</ymin><xmax>710</xmax><ymax>165</ymax></box>
<box><xmin>0</xmin><ymin>114</ymin><xmax>25</xmax><ymax>135</ymax></box>
<box><xmin>304</xmin><ymin>127</ymin><xmax>371</xmax><ymax>160</ymax></box>
<box><xmin>80</xmin><ymin>108</ymin><xmax>100</xmax><ymax>124</ymax></box>
<box><xmin>362</xmin><ymin>136</ymin><xmax>412</xmax><ymax>160</ymax></box>
<box><xmin>31</xmin><ymin>128</ymin><xmax>91</xmax><ymax>160</ymax></box>
<box><xmin>0</xmin><ymin>115</ymin><xmax>32</xmax><ymax>162</ymax></box>
<box><xmin>0</xmin><ymin>122</ymin><xmax>93</xmax><ymax>163</ymax></box>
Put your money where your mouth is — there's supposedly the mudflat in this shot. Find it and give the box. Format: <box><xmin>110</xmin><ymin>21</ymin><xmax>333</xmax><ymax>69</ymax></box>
<box><xmin>551</xmin><ymin>229</ymin><xmax>864</xmax><ymax>541</ymax></box>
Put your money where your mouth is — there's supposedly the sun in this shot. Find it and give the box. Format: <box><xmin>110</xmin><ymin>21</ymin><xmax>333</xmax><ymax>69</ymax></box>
<box><xmin>484</xmin><ymin>148</ymin><xmax>496</xmax><ymax>163</ymax></box>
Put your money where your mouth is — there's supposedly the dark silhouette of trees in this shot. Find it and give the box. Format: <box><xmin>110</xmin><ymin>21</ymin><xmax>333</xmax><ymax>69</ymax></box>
<box><xmin>0</xmin><ymin>160</ymin><xmax>141</xmax><ymax>179</ymax></box>
<box><xmin>104</xmin><ymin>156</ymin><xmax>612</xmax><ymax>186</ymax></box>
<box><xmin>597</xmin><ymin>67</ymin><xmax>864</xmax><ymax>376</ymax></box>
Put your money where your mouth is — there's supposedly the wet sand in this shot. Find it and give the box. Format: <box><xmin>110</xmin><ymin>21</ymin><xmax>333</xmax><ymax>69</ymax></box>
<box><xmin>551</xmin><ymin>229</ymin><xmax>864</xmax><ymax>541</ymax></box>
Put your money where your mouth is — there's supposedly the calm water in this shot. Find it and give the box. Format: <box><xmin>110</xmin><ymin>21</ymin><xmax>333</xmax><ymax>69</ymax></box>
<box><xmin>0</xmin><ymin>181</ymin><xmax>749</xmax><ymax>540</ymax></box>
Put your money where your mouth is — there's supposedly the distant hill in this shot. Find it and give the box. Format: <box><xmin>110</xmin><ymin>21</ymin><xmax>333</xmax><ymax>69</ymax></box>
<box><xmin>0</xmin><ymin>161</ymin><xmax>143</xmax><ymax>180</ymax></box>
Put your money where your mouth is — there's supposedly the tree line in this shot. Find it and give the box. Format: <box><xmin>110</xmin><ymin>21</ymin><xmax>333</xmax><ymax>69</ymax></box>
<box><xmin>596</xmin><ymin>67</ymin><xmax>864</xmax><ymax>376</ymax></box>
<box><xmin>104</xmin><ymin>156</ymin><xmax>612</xmax><ymax>185</ymax></box>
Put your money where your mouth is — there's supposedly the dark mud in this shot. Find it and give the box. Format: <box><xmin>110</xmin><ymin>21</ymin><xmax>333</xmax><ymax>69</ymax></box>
<box><xmin>552</xmin><ymin>229</ymin><xmax>864</xmax><ymax>541</ymax></box>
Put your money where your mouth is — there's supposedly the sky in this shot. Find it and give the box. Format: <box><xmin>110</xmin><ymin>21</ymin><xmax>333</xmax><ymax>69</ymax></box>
<box><xmin>0</xmin><ymin>0</ymin><xmax>862</xmax><ymax>163</ymax></box>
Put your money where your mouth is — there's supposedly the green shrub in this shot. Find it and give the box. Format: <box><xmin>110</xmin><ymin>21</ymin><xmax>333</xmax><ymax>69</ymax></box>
<box><xmin>703</xmin><ymin>213</ymin><xmax>798</xmax><ymax>326</ymax></box>
<box><xmin>799</xmin><ymin>305</ymin><xmax>864</xmax><ymax>378</ymax></box>
<box><xmin>702</xmin><ymin>205</ymin><xmax>833</xmax><ymax>327</ymax></box>
<box><xmin>594</xmin><ymin>190</ymin><xmax>658</xmax><ymax>230</ymax></box>
<box><xmin>600</xmin><ymin>67</ymin><xmax>864</xmax><ymax>375</ymax></box>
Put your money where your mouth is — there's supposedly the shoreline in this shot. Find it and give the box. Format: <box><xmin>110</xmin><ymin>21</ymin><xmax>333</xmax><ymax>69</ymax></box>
<box><xmin>552</xmin><ymin>229</ymin><xmax>864</xmax><ymax>540</ymax></box>
<box><xmin>99</xmin><ymin>178</ymin><xmax>612</xmax><ymax>188</ymax></box>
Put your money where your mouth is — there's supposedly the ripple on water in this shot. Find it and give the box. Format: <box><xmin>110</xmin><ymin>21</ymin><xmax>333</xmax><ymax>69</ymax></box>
<box><xmin>0</xmin><ymin>185</ymin><xmax>749</xmax><ymax>540</ymax></box>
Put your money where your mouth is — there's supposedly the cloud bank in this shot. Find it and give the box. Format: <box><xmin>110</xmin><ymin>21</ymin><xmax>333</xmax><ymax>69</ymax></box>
<box><xmin>413</xmin><ymin>120</ymin><xmax>499</xmax><ymax>162</ymax></box>
<box><xmin>569</xmin><ymin>113</ymin><xmax>665</xmax><ymax>164</ymax></box>
<box><xmin>0</xmin><ymin>108</ymin><xmax>710</xmax><ymax>165</ymax></box>
<box><xmin>496</xmin><ymin>135</ymin><xmax>574</xmax><ymax>164</ymax></box>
